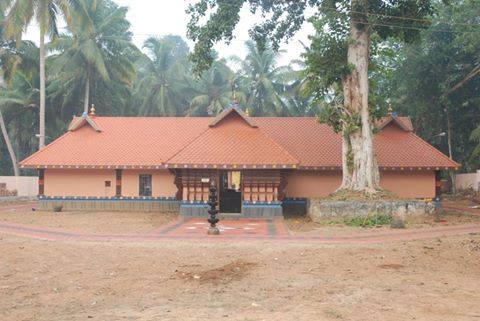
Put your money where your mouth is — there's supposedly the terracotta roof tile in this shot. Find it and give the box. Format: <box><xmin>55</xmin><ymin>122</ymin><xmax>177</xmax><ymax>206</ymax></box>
<box><xmin>20</xmin><ymin>113</ymin><xmax>459</xmax><ymax>169</ymax></box>
<box><xmin>21</xmin><ymin>117</ymin><xmax>210</xmax><ymax>167</ymax></box>
<box><xmin>166</xmin><ymin>112</ymin><xmax>298</xmax><ymax>166</ymax></box>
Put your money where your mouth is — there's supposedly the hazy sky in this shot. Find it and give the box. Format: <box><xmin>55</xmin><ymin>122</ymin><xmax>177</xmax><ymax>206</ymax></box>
<box><xmin>23</xmin><ymin>0</ymin><xmax>315</xmax><ymax>66</ymax></box>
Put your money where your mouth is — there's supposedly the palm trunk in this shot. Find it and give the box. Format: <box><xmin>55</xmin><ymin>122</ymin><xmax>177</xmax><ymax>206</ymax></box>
<box><xmin>39</xmin><ymin>30</ymin><xmax>46</xmax><ymax>149</ymax></box>
<box><xmin>339</xmin><ymin>17</ymin><xmax>380</xmax><ymax>194</ymax></box>
<box><xmin>83</xmin><ymin>72</ymin><xmax>90</xmax><ymax>114</ymax></box>
<box><xmin>0</xmin><ymin>110</ymin><xmax>19</xmax><ymax>176</ymax></box>
<box><xmin>445</xmin><ymin>106</ymin><xmax>456</xmax><ymax>194</ymax></box>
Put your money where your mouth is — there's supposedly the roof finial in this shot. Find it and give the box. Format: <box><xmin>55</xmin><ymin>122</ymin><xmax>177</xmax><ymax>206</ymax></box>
<box><xmin>387</xmin><ymin>103</ymin><xmax>393</xmax><ymax>115</ymax></box>
<box><xmin>89</xmin><ymin>104</ymin><xmax>96</xmax><ymax>116</ymax></box>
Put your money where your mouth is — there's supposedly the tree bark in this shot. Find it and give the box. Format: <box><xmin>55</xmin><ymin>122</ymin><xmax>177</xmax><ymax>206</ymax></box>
<box><xmin>39</xmin><ymin>30</ymin><xmax>46</xmax><ymax>149</ymax></box>
<box><xmin>445</xmin><ymin>106</ymin><xmax>456</xmax><ymax>194</ymax></box>
<box><xmin>338</xmin><ymin>18</ymin><xmax>380</xmax><ymax>194</ymax></box>
<box><xmin>0</xmin><ymin>110</ymin><xmax>19</xmax><ymax>176</ymax></box>
<box><xmin>83</xmin><ymin>71</ymin><xmax>90</xmax><ymax>114</ymax></box>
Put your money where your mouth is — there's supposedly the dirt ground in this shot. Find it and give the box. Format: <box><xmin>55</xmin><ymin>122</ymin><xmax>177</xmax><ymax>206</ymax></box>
<box><xmin>1</xmin><ymin>202</ymin><xmax>480</xmax><ymax>321</ymax></box>
<box><xmin>1</xmin><ymin>233</ymin><xmax>480</xmax><ymax>321</ymax></box>
<box><xmin>0</xmin><ymin>210</ymin><xmax>177</xmax><ymax>234</ymax></box>
<box><xmin>285</xmin><ymin>209</ymin><xmax>480</xmax><ymax>236</ymax></box>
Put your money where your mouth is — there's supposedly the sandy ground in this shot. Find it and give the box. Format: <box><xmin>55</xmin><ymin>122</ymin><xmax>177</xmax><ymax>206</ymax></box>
<box><xmin>285</xmin><ymin>209</ymin><xmax>480</xmax><ymax>237</ymax></box>
<box><xmin>1</xmin><ymin>202</ymin><xmax>480</xmax><ymax>321</ymax></box>
<box><xmin>1</xmin><ymin>231</ymin><xmax>480</xmax><ymax>321</ymax></box>
<box><xmin>0</xmin><ymin>210</ymin><xmax>177</xmax><ymax>234</ymax></box>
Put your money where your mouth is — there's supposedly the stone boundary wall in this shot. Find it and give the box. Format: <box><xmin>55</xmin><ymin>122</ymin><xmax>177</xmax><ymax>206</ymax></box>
<box><xmin>39</xmin><ymin>199</ymin><xmax>180</xmax><ymax>212</ymax></box>
<box><xmin>308</xmin><ymin>199</ymin><xmax>435</xmax><ymax>222</ymax></box>
<box><xmin>455</xmin><ymin>171</ymin><xmax>480</xmax><ymax>192</ymax></box>
<box><xmin>0</xmin><ymin>176</ymin><xmax>38</xmax><ymax>197</ymax></box>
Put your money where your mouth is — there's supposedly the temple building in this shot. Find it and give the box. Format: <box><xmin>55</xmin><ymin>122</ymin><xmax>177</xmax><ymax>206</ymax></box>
<box><xmin>20</xmin><ymin>106</ymin><xmax>458</xmax><ymax>217</ymax></box>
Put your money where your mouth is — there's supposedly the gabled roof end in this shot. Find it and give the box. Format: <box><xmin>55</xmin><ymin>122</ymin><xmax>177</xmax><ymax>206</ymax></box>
<box><xmin>209</xmin><ymin>106</ymin><xmax>257</xmax><ymax>128</ymax></box>
<box><xmin>377</xmin><ymin>115</ymin><xmax>413</xmax><ymax>132</ymax></box>
<box><xmin>68</xmin><ymin>114</ymin><xmax>102</xmax><ymax>132</ymax></box>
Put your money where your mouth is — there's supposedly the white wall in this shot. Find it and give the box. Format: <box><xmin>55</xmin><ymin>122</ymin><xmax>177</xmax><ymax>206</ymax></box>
<box><xmin>0</xmin><ymin>176</ymin><xmax>38</xmax><ymax>197</ymax></box>
<box><xmin>455</xmin><ymin>170</ymin><xmax>480</xmax><ymax>192</ymax></box>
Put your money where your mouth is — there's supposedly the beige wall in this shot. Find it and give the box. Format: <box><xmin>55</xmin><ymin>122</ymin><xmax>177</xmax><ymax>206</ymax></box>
<box><xmin>44</xmin><ymin>168</ymin><xmax>435</xmax><ymax>199</ymax></box>
<box><xmin>122</xmin><ymin>169</ymin><xmax>177</xmax><ymax>197</ymax></box>
<box><xmin>44</xmin><ymin>169</ymin><xmax>116</xmax><ymax>197</ymax></box>
<box><xmin>285</xmin><ymin>171</ymin><xmax>342</xmax><ymax>198</ymax></box>
<box><xmin>44</xmin><ymin>169</ymin><xmax>177</xmax><ymax>197</ymax></box>
<box><xmin>455</xmin><ymin>171</ymin><xmax>480</xmax><ymax>192</ymax></box>
<box><xmin>380</xmin><ymin>171</ymin><xmax>436</xmax><ymax>198</ymax></box>
<box><xmin>0</xmin><ymin>176</ymin><xmax>38</xmax><ymax>197</ymax></box>
<box><xmin>284</xmin><ymin>170</ymin><xmax>436</xmax><ymax>199</ymax></box>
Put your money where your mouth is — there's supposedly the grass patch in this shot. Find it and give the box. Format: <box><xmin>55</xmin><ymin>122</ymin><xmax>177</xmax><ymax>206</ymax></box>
<box><xmin>324</xmin><ymin>308</ymin><xmax>344</xmax><ymax>319</ymax></box>
<box><xmin>344</xmin><ymin>213</ymin><xmax>393</xmax><ymax>227</ymax></box>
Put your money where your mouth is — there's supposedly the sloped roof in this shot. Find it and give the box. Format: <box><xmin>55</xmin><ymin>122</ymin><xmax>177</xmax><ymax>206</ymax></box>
<box><xmin>20</xmin><ymin>110</ymin><xmax>459</xmax><ymax>170</ymax></box>
<box><xmin>20</xmin><ymin>117</ymin><xmax>211</xmax><ymax>167</ymax></box>
<box><xmin>377</xmin><ymin>115</ymin><xmax>414</xmax><ymax>131</ymax></box>
<box><xmin>167</xmin><ymin>111</ymin><xmax>298</xmax><ymax>167</ymax></box>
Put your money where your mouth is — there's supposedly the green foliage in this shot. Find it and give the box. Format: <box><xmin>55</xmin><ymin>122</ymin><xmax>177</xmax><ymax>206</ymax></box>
<box><xmin>0</xmin><ymin>0</ymin><xmax>478</xmax><ymax>177</ymax></box>
<box><xmin>189</xmin><ymin>59</ymin><xmax>238</xmax><ymax>116</ymax></box>
<box><xmin>134</xmin><ymin>35</ymin><xmax>191</xmax><ymax>116</ymax></box>
<box><xmin>48</xmin><ymin>0</ymin><xmax>137</xmax><ymax>113</ymax></box>
<box><xmin>344</xmin><ymin>213</ymin><xmax>393</xmax><ymax>227</ymax></box>
<box><xmin>236</xmin><ymin>41</ymin><xmax>291</xmax><ymax>116</ymax></box>
<box><xmin>377</xmin><ymin>0</ymin><xmax>480</xmax><ymax>170</ymax></box>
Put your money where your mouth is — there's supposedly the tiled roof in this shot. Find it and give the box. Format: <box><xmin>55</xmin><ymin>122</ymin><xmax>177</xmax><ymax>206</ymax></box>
<box><xmin>377</xmin><ymin>115</ymin><xmax>414</xmax><ymax>131</ymax></box>
<box><xmin>167</xmin><ymin>111</ymin><xmax>298</xmax><ymax>167</ymax></box>
<box><xmin>21</xmin><ymin>117</ymin><xmax>211</xmax><ymax>167</ymax></box>
<box><xmin>20</xmin><ymin>110</ymin><xmax>459</xmax><ymax>169</ymax></box>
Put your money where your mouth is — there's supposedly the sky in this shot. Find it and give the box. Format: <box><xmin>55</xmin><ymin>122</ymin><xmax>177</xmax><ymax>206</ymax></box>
<box><xmin>23</xmin><ymin>0</ymin><xmax>315</xmax><ymax>66</ymax></box>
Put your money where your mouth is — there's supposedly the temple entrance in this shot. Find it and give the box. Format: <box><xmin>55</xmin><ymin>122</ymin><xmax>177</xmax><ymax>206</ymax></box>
<box><xmin>219</xmin><ymin>171</ymin><xmax>242</xmax><ymax>213</ymax></box>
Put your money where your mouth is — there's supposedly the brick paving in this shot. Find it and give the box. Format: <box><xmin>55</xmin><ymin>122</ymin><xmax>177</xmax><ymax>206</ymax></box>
<box><xmin>0</xmin><ymin>218</ymin><xmax>479</xmax><ymax>244</ymax></box>
<box><xmin>0</xmin><ymin>201</ymin><xmax>479</xmax><ymax>244</ymax></box>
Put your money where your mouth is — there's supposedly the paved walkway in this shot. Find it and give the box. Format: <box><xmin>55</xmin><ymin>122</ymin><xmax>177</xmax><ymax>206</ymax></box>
<box><xmin>0</xmin><ymin>218</ymin><xmax>479</xmax><ymax>244</ymax></box>
<box><xmin>147</xmin><ymin>218</ymin><xmax>290</xmax><ymax>237</ymax></box>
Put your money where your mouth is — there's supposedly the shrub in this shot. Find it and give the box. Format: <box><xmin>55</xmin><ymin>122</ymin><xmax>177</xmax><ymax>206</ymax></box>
<box><xmin>344</xmin><ymin>213</ymin><xmax>393</xmax><ymax>227</ymax></box>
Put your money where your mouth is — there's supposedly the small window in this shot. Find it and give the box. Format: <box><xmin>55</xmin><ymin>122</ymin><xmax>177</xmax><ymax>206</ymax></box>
<box><xmin>105</xmin><ymin>181</ymin><xmax>111</xmax><ymax>187</ymax></box>
<box><xmin>139</xmin><ymin>174</ymin><xmax>152</xmax><ymax>196</ymax></box>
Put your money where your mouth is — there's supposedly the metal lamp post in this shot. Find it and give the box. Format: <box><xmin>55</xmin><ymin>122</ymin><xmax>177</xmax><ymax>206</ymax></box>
<box><xmin>207</xmin><ymin>179</ymin><xmax>220</xmax><ymax>235</ymax></box>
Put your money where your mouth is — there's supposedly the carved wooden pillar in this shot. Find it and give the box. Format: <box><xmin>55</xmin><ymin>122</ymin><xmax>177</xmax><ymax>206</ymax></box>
<box><xmin>171</xmin><ymin>169</ymin><xmax>183</xmax><ymax>200</ymax></box>
<box><xmin>115</xmin><ymin>169</ymin><xmax>122</xmax><ymax>197</ymax></box>
<box><xmin>38</xmin><ymin>169</ymin><xmax>45</xmax><ymax>196</ymax></box>
<box><xmin>278</xmin><ymin>170</ymin><xmax>289</xmax><ymax>201</ymax></box>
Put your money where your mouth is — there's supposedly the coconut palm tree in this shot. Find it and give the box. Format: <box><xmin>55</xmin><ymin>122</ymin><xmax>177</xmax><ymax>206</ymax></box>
<box><xmin>4</xmin><ymin>0</ymin><xmax>82</xmax><ymax>149</ymax></box>
<box><xmin>236</xmin><ymin>41</ymin><xmax>290</xmax><ymax>116</ymax></box>
<box><xmin>48</xmin><ymin>0</ymin><xmax>136</xmax><ymax>114</ymax></box>
<box><xmin>0</xmin><ymin>40</ymin><xmax>39</xmax><ymax>176</ymax></box>
<box><xmin>134</xmin><ymin>35</ymin><xmax>192</xmax><ymax>116</ymax></box>
<box><xmin>282</xmin><ymin>61</ymin><xmax>316</xmax><ymax>116</ymax></box>
<box><xmin>0</xmin><ymin>3</ymin><xmax>39</xmax><ymax>175</ymax></box>
<box><xmin>189</xmin><ymin>59</ymin><xmax>244</xmax><ymax>116</ymax></box>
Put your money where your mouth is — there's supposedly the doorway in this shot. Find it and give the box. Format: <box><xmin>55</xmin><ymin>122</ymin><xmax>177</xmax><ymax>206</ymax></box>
<box><xmin>219</xmin><ymin>171</ymin><xmax>242</xmax><ymax>213</ymax></box>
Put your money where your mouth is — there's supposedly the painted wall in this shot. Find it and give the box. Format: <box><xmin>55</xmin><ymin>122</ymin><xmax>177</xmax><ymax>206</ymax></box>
<box><xmin>284</xmin><ymin>170</ymin><xmax>436</xmax><ymax>199</ymax></box>
<box><xmin>285</xmin><ymin>171</ymin><xmax>342</xmax><ymax>198</ymax></box>
<box><xmin>44</xmin><ymin>169</ymin><xmax>177</xmax><ymax>197</ymax></box>
<box><xmin>122</xmin><ymin>169</ymin><xmax>177</xmax><ymax>197</ymax></box>
<box><xmin>43</xmin><ymin>168</ymin><xmax>435</xmax><ymax>199</ymax></box>
<box><xmin>380</xmin><ymin>171</ymin><xmax>436</xmax><ymax>198</ymax></box>
<box><xmin>455</xmin><ymin>170</ymin><xmax>480</xmax><ymax>192</ymax></box>
<box><xmin>44</xmin><ymin>169</ymin><xmax>116</xmax><ymax>197</ymax></box>
<box><xmin>0</xmin><ymin>176</ymin><xmax>38</xmax><ymax>197</ymax></box>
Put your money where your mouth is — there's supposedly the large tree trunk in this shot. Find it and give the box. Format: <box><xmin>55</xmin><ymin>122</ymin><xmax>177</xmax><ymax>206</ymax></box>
<box><xmin>83</xmin><ymin>72</ymin><xmax>90</xmax><ymax>114</ymax></box>
<box><xmin>0</xmin><ymin>110</ymin><xmax>19</xmax><ymax>176</ymax></box>
<box><xmin>339</xmin><ymin>19</ymin><xmax>380</xmax><ymax>194</ymax></box>
<box><xmin>39</xmin><ymin>30</ymin><xmax>46</xmax><ymax>149</ymax></box>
